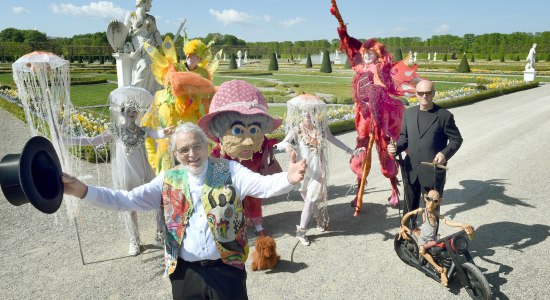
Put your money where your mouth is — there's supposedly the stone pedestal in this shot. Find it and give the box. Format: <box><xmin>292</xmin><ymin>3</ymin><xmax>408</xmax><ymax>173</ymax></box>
<box><xmin>112</xmin><ymin>52</ymin><xmax>133</xmax><ymax>88</ymax></box>
<box><xmin>523</xmin><ymin>69</ymin><xmax>536</xmax><ymax>82</ymax></box>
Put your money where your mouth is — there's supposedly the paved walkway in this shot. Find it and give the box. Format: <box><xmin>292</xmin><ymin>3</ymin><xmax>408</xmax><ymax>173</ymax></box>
<box><xmin>1</xmin><ymin>85</ymin><xmax>550</xmax><ymax>299</ymax></box>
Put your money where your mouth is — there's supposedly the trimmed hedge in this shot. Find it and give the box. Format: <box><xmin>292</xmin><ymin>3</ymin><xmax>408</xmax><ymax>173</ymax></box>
<box><xmin>436</xmin><ymin>81</ymin><xmax>539</xmax><ymax>109</ymax></box>
<box><xmin>306</xmin><ymin>53</ymin><xmax>313</xmax><ymax>68</ymax></box>
<box><xmin>268</xmin><ymin>53</ymin><xmax>279</xmax><ymax>71</ymax></box>
<box><xmin>320</xmin><ymin>50</ymin><xmax>332</xmax><ymax>73</ymax></box>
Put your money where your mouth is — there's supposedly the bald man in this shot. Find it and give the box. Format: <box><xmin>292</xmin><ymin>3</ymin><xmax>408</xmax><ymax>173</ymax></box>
<box><xmin>388</xmin><ymin>80</ymin><xmax>463</xmax><ymax>221</ymax></box>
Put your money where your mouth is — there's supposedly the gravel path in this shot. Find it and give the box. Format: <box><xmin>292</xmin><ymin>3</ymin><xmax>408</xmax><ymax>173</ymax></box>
<box><xmin>1</xmin><ymin>85</ymin><xmax>550</xmax><ymax>299</ymax></box>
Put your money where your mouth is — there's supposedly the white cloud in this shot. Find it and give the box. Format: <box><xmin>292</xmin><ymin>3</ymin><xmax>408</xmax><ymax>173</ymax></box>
<box><xmin>50</xmin><ymin>1</ymin><xmax>128</xmax><ymax>20</ymax></box>
<box><xmin>263</xmin><ymin>15</ymin><xmax>273</xmax><ymax>22</ymax></box>
<box><xmin>434</xmin><ymin>24</ymin><xmax>451</xmax><ymax>34</ymax></box>
<box><xmin>208</xmin><ymin>9</ymin><xmax>254</xmax><ymax>26</ymax></box>
<box><xmin>12</xmin><ymin>6</ymin><xmax>30</xmax><ymax>14</ymax></box>
<box><xmin>278</xmin><ymin>17</ymin><xmax>304</xmax><ymax>29</ymax></box>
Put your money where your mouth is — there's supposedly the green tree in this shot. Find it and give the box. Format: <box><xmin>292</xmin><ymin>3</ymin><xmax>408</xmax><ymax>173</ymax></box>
<box><xmin>228</xmin><ymin>53</ymin><xmax>237</xmax><ymax>69</ymax></box>
<box><xmin>487</xmin><ymin>53</ymin><xmax>492</xmax><ymax>61</ymax></box>
<box><xmin>320</xmin><ymin>50</ymin><xmax>332</xmax><ymax>73</ymax></box>
<box><xmin>393</xmin><ymin>48</ymin><xmax>403</xmax><ymax>61</ymax></box>
<box><xmin>500</xmin><ymin>53</ymin><xmax>505</xmax><ymax>62</ymax></box>
<box><xmin>268</xmin><ymin>52</ymin><xmax>279</xmax><ymax>71</ymax></box>
<box><xmin>343</xmin><ymin>56</ymin><xmax>351</xmax><ymax>69</ymax></box>
<box><xmin>456</xmin><ymin>54</ymin><xmax>471</xmax><ymax>73</ymax></box>
<box><xmin>23</xmin><ymin>30</ymin><xmax>48</xmax><ymax>43</ymax></box>
<box><xmin>306</xmin><ymin>53</ymin><xmax>312</xmax><ymax>68</ymax></box>
<box><xmin>471</xmin><ymin>54</ymin><xmax>475</xmax><ymax>62</ymax></box>
<box><xmin>0</xmin><ymin>28</ymin><xmax>25</xmax><ymax>42</ymax></box>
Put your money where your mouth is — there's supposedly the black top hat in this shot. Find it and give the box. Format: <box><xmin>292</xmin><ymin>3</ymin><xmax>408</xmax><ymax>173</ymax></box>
<box><xmin>0</xmin><ymin>136</ymin><xmax>63</xmax><ymax>214</ymax></box>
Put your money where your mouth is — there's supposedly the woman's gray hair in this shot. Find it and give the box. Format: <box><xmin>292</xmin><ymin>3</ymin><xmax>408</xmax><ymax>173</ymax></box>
<box><xmin>208</xmin><ymin>111</ymin><xmax>273</xmax><ymax>138</ymax></box>
<box><xmin>170</xmin><ymin>122</ymin><xmax>209</xmax><ymax>152</ymax></box>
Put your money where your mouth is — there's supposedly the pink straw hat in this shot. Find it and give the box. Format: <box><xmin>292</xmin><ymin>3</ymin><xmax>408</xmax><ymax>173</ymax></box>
<box><xmin>198</xmin><ymin>80</ymin><xmax>283</xmax><ymax>141</ymax></box>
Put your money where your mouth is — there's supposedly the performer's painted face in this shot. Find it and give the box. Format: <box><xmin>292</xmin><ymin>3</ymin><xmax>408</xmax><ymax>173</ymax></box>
<box><xmin>363</xmin><ymin>49</ymin><xmax>378</xmax><ymax>64</ymax></box>
<box><xmin>186</xmin><ymin>54</ymin><xmax>201</xmax><ymax>71</ymax></box>
<box><xmin>220</xmin><ymin>121</ymin><xmax>264</xmax><ymax>161</ymax></box>
<box><xmin>173</xmin><ymin>131</ymin><xmax>208</xmax><ymax>175</ymax></box>
<box><xmin>122</xmin><ymin>107</ymin><xmax>139</xmax><ymax>124</ymax></box>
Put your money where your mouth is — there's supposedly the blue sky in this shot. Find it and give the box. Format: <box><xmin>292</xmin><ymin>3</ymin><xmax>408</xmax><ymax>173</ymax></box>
<box><xmin>1</xmin><ymin>0</ymin><xmax>549</xmax><ymax>41</ymax></box>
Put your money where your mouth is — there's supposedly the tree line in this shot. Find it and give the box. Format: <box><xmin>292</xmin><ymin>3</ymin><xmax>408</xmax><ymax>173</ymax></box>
<box><xmin>0</xmin><ymin>27</ymin><xmax>548</xmax><ymax>63</ymax></box>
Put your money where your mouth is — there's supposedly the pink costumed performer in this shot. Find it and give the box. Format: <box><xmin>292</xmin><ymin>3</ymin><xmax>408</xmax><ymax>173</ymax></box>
<box><xmin>331</xmin><ymin>0</ymin><xmax>422</xmax><ymax>214</ymax></box>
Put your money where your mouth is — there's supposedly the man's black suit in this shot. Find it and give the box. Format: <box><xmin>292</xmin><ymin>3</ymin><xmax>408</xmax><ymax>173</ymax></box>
<box><xmin>396</xmin><ymin>104</ymin><xmax>462</xmax><ymax>213</ymax></box>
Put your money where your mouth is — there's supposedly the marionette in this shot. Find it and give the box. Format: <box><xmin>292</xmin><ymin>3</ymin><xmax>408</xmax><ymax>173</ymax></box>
<box><xmin>399</xmin><ymin>189</ymin><xmax>475</xmax><ymax>286</ymax></box>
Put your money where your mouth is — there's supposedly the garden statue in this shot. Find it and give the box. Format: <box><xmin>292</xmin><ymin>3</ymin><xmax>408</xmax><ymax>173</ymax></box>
<box><xmin>428</xmin><ymin>52</ymin><xmax>431</xmax><ymax>60</ymax></box>
<box><xmin>413</xmin><ymin>52</ymin><xmax>417</xmax><ymax>62</ymax></box>
<box><xmin>525</xmin><ymin>43</ymin><xmax>537</xmax><ymax>71</ymax></box>
<box><xmin>434</xmin><ymin>52</ymin><xmax>437</xmax><ymax>61</ymax></box>
<box><xmin>122</xmin><ymin>0</ymin><xmax>163</xmax><ymax>94</ymax></box>
<box><xmin>237</xmin><ymin>49</ymin><xmax>242</xmax><ymax>68</ymax></box>
<box><xmin>244</xmin><ymin>50</ymin><xmax>248</xmax><ymax>63</ymax></box>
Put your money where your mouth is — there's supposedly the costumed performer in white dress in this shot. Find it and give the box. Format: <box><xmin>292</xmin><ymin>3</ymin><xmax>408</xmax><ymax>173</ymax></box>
<box><xmin>275</xmin><ymin>94</ymin><xmax>363</xmax><ymax>245</ymax></box>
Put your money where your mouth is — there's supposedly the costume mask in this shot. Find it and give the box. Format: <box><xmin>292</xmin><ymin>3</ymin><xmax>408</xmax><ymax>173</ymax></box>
<box><xmin>220</xmin><ymin>122</ymin><xmax>264</xmax><ymax>161</ymax></box>
<box><xmin>363</xmin><ymin>49</ymin><xmax>378</xmax><ymax>64</ymax></box>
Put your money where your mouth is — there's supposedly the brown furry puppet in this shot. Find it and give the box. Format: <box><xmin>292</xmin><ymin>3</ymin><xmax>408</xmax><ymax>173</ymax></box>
<box><xmin>251</xmin><ymin>236</ymin><xmax>280</xmax><ymax>271</ymax></box>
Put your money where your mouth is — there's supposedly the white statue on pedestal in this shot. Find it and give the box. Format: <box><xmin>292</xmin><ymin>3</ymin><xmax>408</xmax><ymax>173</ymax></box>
<box><xmin>427</xmin><ymin>52</ymin><xmax>431</xmax><ymax>61</ymax></box>
<box><xmin>434</xmin><ymin>52</ymin><xmax>437</xmax><ymax>61</ymax></box>
<box><xmin>320</xmin><ymin>51</ymin><xmax>324</xmax><ymax>63</ymax></box>
<box><xmin>335</xmin><ymin>50</ymin><xmax>340</xmax><ymax>59</ymax></box>
<box><xmin>237</xmin><ymin>50</ymin><xmax>242</xmax><ymax>68</ymax></box>
<box><xmin>525</xmin><ymin>43</ymin><xmax>537</xmax><ymax>71</ymax></box>
<box><xmin>413</xmin><ymin>52</ymin><xmax>417</xmax><ymax>62</ymax></box>
<box><xmin>223</xmin><ymin>53</ymin><xmax>226</xmax><ymax>61</ymax></box>
<box><xmin>121</xmin><ymin>0</ymin><xmax>163</xmax><ymax>94</ymax></box>
<box><xmin>244</xmin><ymin>50</ymin><xmax>248</xmax><ymax>63</ymax></box>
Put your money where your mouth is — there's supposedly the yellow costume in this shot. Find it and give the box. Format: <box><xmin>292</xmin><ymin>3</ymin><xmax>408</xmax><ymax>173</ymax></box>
<box><xmin>141</xmin><ymin>36</ymin><xmax>220</xmax><ymax>173</ymax></box>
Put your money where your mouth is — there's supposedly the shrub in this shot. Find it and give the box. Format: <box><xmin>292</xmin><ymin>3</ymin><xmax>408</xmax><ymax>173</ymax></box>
<box><xmin>487</xmin><ymin>54</ymin><xmax>492</xmax><ymax>61</ymax></box>
<box><xmin>306</xmin><ymin>53</ymin><xmax>312</xmax><ymax>68</ymax></box>
<box><xmin>228</xmin><ymin>54</ymin><xmax>237</xmax><ymax>69</ymax></box>
<box><xmin>500</xmin><ymin>53</ymin><xmax>505</xmax><ymax>62</ymax></box>
<box><xmin>515</xmin><ymin>55</ymin><xmax>520</xmax><ymax>62</ymax></box>
<box><xmin>456</xmin><ymin>55</ymin><xmax>471</xmax><ymax>73</ymax></box>
<box><xmin>443</xmin><ymin>53</ymin><xmax>448</xmax><ymax>61</ymax></box>
<box><xmin>471</xmin><ymin>54</ymin><xmax>475</xmax><ymax>62</ymax></box>
<box><xmin>268</xmin><ymin>53</ymin><xmax>279</xmax><ymax>71</ymax></box>
<box><xmin>320</xmin><ymin>50</ymin><xmax>332</xmax><ymax>73</ymax></box>
<box><xmin>393</xmin><ymin>48</ymin><xmax>403</xmax><ymax>61</ymax></box>
<box><xmin>343</xmin><ymin>56</ymin><xmax>351</xmax><ymax>69</ymax></box>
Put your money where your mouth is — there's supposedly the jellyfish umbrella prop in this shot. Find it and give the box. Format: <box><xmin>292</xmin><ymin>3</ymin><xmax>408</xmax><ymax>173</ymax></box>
<box><xmin>5</xmin><ymin>52</ymin><xmax>97</xmax><ymax>264</ymax></box>
<box><xmin>9</xmin><ymin>51</ymin><xmax>85</xmax><ymax>217</ymax></box>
